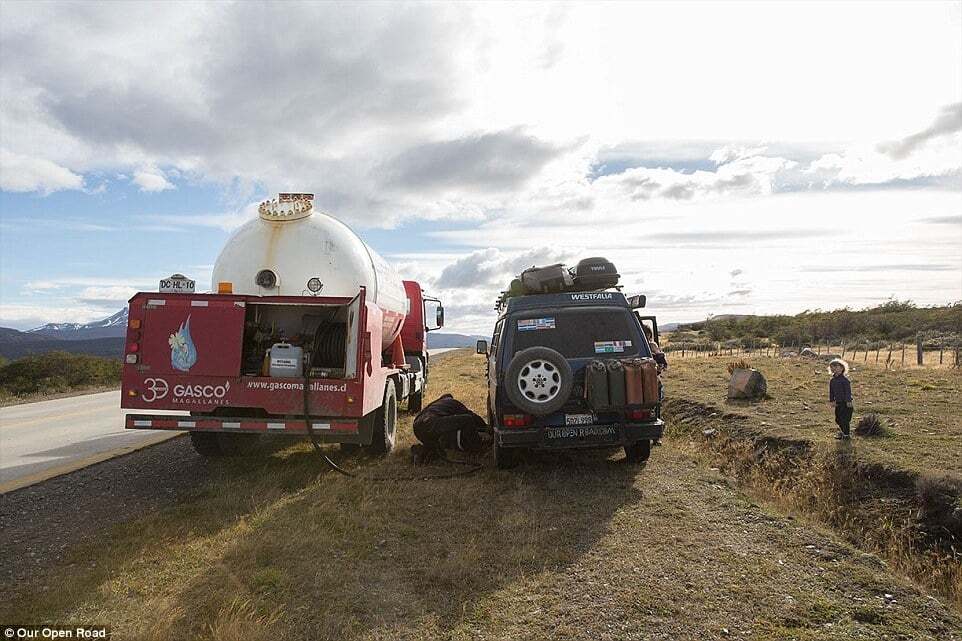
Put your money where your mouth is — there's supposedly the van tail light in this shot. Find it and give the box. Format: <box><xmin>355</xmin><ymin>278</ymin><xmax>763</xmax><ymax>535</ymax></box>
<box><xmin>627</xmin><ymin>408</ymin><xmax>652</xmax><ymax>422</ymax></box>
<box><xmin>503</xmin><ymin>413</ymin><xmax>533</xmax><ymax>427</ymax></box>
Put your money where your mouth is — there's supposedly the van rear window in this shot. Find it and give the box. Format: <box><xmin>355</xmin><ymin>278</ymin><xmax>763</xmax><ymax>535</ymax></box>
<box><xmin>511</xmin><ymin>309</ymin><xmax>644</xmax><ymax>358</ymax></box>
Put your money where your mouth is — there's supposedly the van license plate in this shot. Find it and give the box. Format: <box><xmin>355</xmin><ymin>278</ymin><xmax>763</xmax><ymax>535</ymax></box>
<box><xmin>565</xmin><ymin>413</ymin><xmax>593</xmax><ymax>426</ymax></box>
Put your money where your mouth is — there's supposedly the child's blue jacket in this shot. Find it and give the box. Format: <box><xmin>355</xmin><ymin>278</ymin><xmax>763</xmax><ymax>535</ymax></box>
<box><xmin>829</xmin><ymin>375</ymin><xmax>852</xmax><ymax>402</ymax></box>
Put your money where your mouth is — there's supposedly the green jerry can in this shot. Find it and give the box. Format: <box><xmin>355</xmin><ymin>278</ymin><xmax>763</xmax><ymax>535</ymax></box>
<box><xmin>606</xmin><ymin>359</ymin><xmax>627</xmax><ymax>408</ymax></box>
<box><xmin>585</xmin><ymin>360</ymin><xmax>610</xmax><ymax>410</ymax></box>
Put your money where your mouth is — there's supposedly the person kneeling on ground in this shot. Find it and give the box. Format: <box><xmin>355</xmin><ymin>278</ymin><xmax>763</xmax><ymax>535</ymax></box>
<box><xmin>828</xmin><ymin>358</ymin><xmax>854</xmax><ymax>440</ymax></box>
<box><xmin>411</xmin><ymin>394</ymin><xmax>488</xmax><ymax>464</ymax></box>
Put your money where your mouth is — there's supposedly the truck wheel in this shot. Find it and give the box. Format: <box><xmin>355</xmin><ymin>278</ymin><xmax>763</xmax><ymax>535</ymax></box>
<box><xmin>367</xmin><ymin>382</ymin><xmax>398</xmax><ymax>455</ymax></box>
<box><xmin>625</xmin><ymin>440</ymin><xmax>651</xmax><ymax>464</ymax></box>
<box><xmin>190</xmin><ymin>432</ymin><xmax>223</xmax><ymax>457</ymax></box>
<box><xmin>493</xmin><ymin>438</ymin><xmax>518</xmax><ymax>469</ymax></box>
<box><xmin>408</xmin><ymin>389</ymin><xmax>423</xmax><ymax>413</ymax></box>
<box><xmin>505</xmin><ymin>347</ymin><xmax>573</xmax><ymax>416</ymax></box>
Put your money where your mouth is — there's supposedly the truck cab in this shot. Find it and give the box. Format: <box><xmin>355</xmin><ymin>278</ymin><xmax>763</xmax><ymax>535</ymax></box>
<box><xmin>478</xmin><ymin>290</ymin><xmax>664</xmax><ymax>468</ymax></box>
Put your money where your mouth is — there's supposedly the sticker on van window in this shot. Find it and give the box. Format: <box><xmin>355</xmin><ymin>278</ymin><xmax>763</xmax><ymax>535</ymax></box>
<box><xmin>594</xmin><ymin>340</ymin><xmax>631</xmax><ymax>353</ymax></box>
<box><xmin>518</xmin><ymin>317</ymin><xmax>556</xmax><ymax>331</ymax></box>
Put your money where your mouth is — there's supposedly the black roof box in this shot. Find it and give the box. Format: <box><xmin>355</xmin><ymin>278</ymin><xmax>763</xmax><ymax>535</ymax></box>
<box><xmin>570</xmin><ymin>257</ymin><xmax>619</xmax><ymax>289</ymax></box>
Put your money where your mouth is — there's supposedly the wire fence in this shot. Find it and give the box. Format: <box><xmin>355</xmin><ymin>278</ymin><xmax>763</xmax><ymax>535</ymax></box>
<box><xmin>662</xmin><ymin>337</ymin><xmax>961</xmax><ymax>369</ymax></box>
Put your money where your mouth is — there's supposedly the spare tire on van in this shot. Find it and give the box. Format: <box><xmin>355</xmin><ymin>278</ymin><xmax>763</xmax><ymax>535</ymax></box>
<box><xmin>505</xmin><ymin>346</ymin><xmax>573</xmax><ymax>415</ymax></box>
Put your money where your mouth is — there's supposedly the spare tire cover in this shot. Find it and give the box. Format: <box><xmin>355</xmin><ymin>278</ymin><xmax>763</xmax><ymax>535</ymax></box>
<box><xmin>504</xmin><ymin>346</ymin><xmax>573</xmax><ymax>416</ymax></box>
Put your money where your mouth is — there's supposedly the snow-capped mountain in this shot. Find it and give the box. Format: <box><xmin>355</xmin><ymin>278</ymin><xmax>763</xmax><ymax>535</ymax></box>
<box><xmin>27</xmin><ymin>308</ymin><xmax>129</xmax><ymax>340</ymax></box>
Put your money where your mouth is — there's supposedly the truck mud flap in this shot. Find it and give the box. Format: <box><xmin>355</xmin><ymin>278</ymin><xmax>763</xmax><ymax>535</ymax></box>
<box><xmin>125</xmin><ymin>414</ymin><xmax>369</xmax><ymax>443</ymax></box>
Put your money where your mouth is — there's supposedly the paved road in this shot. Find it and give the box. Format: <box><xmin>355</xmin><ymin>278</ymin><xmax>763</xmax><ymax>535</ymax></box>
<box><xmin>0</xmin><ymin>348</ymin><xmax>466</xmax><ymax>492</ymax></box>
<box><xmin>0</xmin><ymin>391</ymin><xmax>182</xmax><ymax>492</ymax></box>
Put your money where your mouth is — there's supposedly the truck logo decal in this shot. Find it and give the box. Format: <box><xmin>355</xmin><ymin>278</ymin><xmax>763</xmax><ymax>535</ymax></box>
<box><xmin>169</xmin><ymin>316</ymin><xmax>198</xmax><ymax>372</ymax></box>
<box><xmin>143</xmin><ymin>378</ymin><xmax>169</xmax><ymax>402</ymax></box>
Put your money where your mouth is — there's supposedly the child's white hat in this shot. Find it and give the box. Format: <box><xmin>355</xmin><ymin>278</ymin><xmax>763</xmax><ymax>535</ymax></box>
<box><xmin>828</xmin><ymin>358</ymin><xmax>849</xmax><ymax>374</ymax></box>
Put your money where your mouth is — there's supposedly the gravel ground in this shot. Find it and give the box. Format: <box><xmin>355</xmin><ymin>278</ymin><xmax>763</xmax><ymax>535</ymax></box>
<box><xmin>0</xmin><ymin>434</ymin><xmax>208</xmax><ymax>600</ymax></box>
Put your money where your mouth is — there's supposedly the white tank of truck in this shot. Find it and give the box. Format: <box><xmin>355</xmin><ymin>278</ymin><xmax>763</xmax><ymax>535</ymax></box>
<box><xmin>211</xmin><ymin>193</ymin><xmax>408</xmax><ymax>350</ymax></box>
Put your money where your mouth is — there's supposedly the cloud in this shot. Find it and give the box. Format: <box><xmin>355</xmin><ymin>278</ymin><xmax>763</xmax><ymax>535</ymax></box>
<box><xmin>132</xmin><ymin>169</ymin><xmax>174</xmax><ymax>192</ymax></box>
<box><xmin>647</xmin><ymin>229</ymin><xmax>821</xmax><ymax>244</ymax></box>
<box><xmin>729</xmin><ymin>269</ymin><xmax>743</xmax><ymax>277</ymax></box>
<box><xmin>0</xmin><ymin>149</ymin><xmax>84</xmax><ymax>193</ymax></box>
<box><xmin>800</xmin><ymin>264</ymin><xmax>958</xmax><ymax>273</ymax></box>
<box><xmin>435</xmin><ymin>246</ymin><xmax>576</xmax><ymax>289</ymax></box>
<box><xmin>918</xmin><ymin>214</ymin><xmax>962</xmax><ymax>225</ymax></box>
<box><xmin>382</xmin><ymin>129</ymin><xmax>565</xmax><ymax>193</ymax></box>
<box><xmin>75</xmin><ymin>285</ymin><xmax>140</xmax><ymax>306</ymax></box>
<box><xmin>877</xmin><ymin>103</ymin><xmax>962</xmax><ymax>160</ymax></box>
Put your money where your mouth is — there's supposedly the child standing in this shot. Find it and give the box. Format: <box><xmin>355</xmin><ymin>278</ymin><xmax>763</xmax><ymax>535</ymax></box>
<box><xmin>828</xmin><ymin>358</ymin><xmax>853</xmax><ymax>440</ymax></box>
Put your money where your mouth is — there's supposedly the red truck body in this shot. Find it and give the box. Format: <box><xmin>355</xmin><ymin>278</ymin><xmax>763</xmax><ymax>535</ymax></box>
<box><xmin>121</xmin><ymin>280</ymin><xmax>437</xmax><ymax>446</ymax></box>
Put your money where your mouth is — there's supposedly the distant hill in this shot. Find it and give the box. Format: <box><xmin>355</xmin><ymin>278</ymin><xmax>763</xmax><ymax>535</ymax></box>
<box><xmin>426</xmin><ymin>333</ymin><xmax>485</xmax><ymax>348</ymax></box>
<box><xmin>27</xmin><ymin>308</ymin><xmax>128</xmax><ymax>340</ymax></box>
<box><xmin>0</xmin><ymin>327</ymin><xmax>124</xmax><ymax>361</ymax></box>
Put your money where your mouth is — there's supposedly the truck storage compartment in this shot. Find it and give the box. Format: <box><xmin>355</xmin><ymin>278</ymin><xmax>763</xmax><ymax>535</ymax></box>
<box><xmin>139</xmin><ymin>295</ymin><xmax>246</xmax><ymax>377</ymax></box>
<box><xmin>241</xmin><ymin>296</ymin><xmax>361</xmax><ymax>379</ymax></box>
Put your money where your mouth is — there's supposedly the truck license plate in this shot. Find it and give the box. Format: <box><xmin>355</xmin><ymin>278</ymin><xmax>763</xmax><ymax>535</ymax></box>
<box><xmin>565</xmin><ymin>413</ymin><xmax>593</xmax><ymax>426</ymax></box>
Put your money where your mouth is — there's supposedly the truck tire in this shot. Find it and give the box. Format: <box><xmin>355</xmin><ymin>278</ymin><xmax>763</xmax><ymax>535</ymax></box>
<box><xmin>625</xmin><ymin>440</ymin><xmax>651</xmax><ymax>464</ymax></box>
<box><xmin>367</xmin><ymin>382</ymin><xmax>398</xmax><ymax>455</ymax></box>
<box><xmin>408</xmin><ymin>389</ymin><xmax>423</xmax><ymax>413</ymax></box>
<box><xmin>505</xmin><ymin>347</ymin><xmax>573</xmax><ymax>416</ymax></box>
<box><xmin>190</xmin><ymin>432</ymin><xmax>223</xmax><ymax>457</ymax></box>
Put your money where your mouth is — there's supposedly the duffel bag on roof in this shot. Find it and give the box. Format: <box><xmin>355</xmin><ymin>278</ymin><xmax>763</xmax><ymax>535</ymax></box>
<box><xmin>520</xmin><ymin>263</ymin><xmax>572</xmax><ymax>294</ymax></box>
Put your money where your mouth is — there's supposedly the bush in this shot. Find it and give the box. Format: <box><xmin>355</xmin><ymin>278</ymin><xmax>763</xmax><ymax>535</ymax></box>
<box><xmin>727</xmin><ymin>359</ymin><xmax>752</xmax><ymax>375</ymax></box>
<box><xmin>0</xmin><ymin>351</ymin><xmax>122</xmax><ymax>397</ymax></box>
<box><xmin>855</xmin><ymin>413</ymin><xmax>889</xmax><ymax>437</ymax></box>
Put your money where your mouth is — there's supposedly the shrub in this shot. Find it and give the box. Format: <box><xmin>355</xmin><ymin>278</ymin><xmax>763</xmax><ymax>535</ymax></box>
<box><xmin>0</xmin><ymin>351</ymin><xmax>121</xmax><ymax>397</ymax></box>
<box><xmin>727</xmin><ymin>359</ymin><xmax>752</xmax><ymax>375</ymax></box>
<box><xmin>854</xmin><ymin>413</ymin><xmax>889</xmax><ymax>437</ymax></box>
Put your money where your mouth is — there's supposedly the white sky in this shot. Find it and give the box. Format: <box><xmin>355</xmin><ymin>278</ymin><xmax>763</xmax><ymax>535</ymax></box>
<box><xmin>0</xmin><ymin>1</ymin><xmax>960</xmax><ymax>333</ymax></box>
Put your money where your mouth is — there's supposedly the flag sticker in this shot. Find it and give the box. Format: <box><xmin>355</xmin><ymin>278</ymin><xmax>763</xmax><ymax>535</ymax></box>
<box><xmin>594</xmin><ymin>340</ymin><xmax>632</xmax><ymax>353</ymax></box>
<box><xmin>518</xmin><ymin>317</ymin><xmax>556</xmax><ymax>331</ymax></box>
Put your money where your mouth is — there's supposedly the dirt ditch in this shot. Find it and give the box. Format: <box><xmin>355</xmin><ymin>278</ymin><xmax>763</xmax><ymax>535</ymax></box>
<box><xmin>663</xmin><ymin>396</ymin><xmax>962</xmax><ymax>610</ymax></box>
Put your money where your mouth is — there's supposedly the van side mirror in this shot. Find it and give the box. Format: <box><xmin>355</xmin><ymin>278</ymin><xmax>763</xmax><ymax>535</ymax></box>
<box><xmin>436</xmin><ymin>306</ymin><xmax>445</xmax><ymax>329</ymax></box>
<box><xmin>628</xmin><ymin>294</ymin><xmax>646</xmax><ymax>309</ymax></box>
<box><xmin>476</xmin><ymin>339</ymin><xmax>488</xmax><ymax>355</ymax></box>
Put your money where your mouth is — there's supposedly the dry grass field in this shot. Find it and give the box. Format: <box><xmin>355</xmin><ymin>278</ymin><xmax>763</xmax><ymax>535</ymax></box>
<box><xmin>4</xmin><ymin>351</ymin><xmax>962</xmax><ymax>640</ymax></box>
<box><xmin>665</xmin><ymin>354</ymin><xmax>962</xmax><ymax>476</ymax></box>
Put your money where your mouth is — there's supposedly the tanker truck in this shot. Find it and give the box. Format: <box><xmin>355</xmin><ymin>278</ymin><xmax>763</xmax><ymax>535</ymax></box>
<box><xmin>120</xmin><ymin>193</ymin><xmax>444</xmax><ymax>456</ymax></box>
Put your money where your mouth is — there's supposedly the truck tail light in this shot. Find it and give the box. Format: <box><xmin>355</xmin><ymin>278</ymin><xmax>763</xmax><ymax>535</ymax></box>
<box><xmin>627</xmin><ymin>409</ymin><xmax>652</xmax><ymax>422</ymax></box>
<box><xmin>503</xmin><ymin>413</ymin><xmax>533</xmax><ymax>427</ymax></box>
<box><xmin>129</xmin><ymin>319</ymin><xmax>141</xmax><ymax>329</ymax></box>
<box><xmin>128</xmin><ymin>343</ymin><xmax>140</xmax><ymax>353</ymax></box>
<box><xmin>218</xmin><ymin>281</ymin><xmax>233</xmax><ymax>294</ymax></box>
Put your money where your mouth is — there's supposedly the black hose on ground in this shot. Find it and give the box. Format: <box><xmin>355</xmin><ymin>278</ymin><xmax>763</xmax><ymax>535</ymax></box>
<box><xmin>301</xmin><ymin>370</ymin><xmax>482</xmax><ymax>481</ymax></box>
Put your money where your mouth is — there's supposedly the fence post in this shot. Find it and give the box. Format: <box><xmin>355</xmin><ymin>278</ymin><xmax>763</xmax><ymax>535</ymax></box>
<box><xmin>956</xmin><ymin>346</ymin><xmax>960</xmax><ymax>369</ymax></box>
<box><xmin>841</xmin><ymin>342</ymin><xmax>846</xmax><ymax>358</ymax></box>
<box><xmin>939</xmin><ymin>343</ymin><xmax>944</xmax><ymax>365</ymax></box>
<box><xmin>886</xmin><ymin>344</ymin><xmax>893</xmax><ymax>365</ymax></box>
<box><xmin>916</xmin><ymin>333</ymin><xmax>923</xmax><ymax>366</ymax></box>
<box><xmin>875</xmin><ymin>347</ymin><xmax>880</xmax><ymax>364</ymax></box>
<box><xmin>863</xmin><ymin>346</ymin><xmax>868</xmax><ymax>363</ymax></box>
<box><xmin>901</xmin><ymin>343</ymin><xmax>905</xmax><ymax>367</ymax></box>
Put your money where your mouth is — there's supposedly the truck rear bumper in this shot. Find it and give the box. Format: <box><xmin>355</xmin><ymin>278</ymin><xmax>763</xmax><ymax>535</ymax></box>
<box><xmin>125</xmin><ymin>414</ymin><xmax>368</xmax><ymax>443</ymax></box>
<box><xmin>496</xmin><ymin>420</ymin><xmax>664</xmax><ymax>449</ymax></box>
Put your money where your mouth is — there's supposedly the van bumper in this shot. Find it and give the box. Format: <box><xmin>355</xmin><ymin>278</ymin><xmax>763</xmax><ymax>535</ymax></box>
<box><xmin>496</xmin><ymin>420</ymin><xmax>664</xmax><ymax>449</ymax></box>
